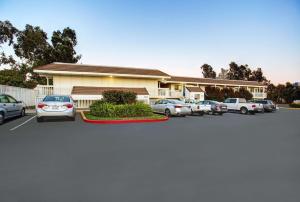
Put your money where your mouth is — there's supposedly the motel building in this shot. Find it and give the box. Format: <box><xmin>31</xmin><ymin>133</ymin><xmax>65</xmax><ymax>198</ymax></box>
<box><xmin>33</xmin><ymin>63</ymin><xmax>267</xmax><ymax>108</ymax></box>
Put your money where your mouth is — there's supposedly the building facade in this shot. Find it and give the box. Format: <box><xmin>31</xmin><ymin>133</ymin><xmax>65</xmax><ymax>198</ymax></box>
<box><xmin>34</xmin><ymin>63</ymin><xmax>267</xmax><ymax>108</ymax></box>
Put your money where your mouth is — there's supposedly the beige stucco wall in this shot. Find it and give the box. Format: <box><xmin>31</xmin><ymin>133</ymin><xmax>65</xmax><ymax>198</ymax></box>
<box><xmin>52</xmin><ymin>75</ymin><xmax>159</xmax><ymax>97</ymax></box>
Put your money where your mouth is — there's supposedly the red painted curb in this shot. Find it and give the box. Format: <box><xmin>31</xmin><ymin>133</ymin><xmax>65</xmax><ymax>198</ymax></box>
<box><xmin>81</xmin><ymin>112</ymin><xmax>169</xmax><ymax>124</ymax></box>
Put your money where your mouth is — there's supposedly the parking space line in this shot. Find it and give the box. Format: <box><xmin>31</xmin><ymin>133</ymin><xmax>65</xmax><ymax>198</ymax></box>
<box><xmin>10</xmin><ymin>115</ymin><xmax>36</xmax><ymax>131</ymax></box>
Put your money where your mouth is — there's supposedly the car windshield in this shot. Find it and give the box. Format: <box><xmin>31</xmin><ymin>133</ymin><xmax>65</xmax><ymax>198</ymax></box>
<box><xmin>43</xmin><ymin>96</ymin><xmax>70</xmax><ymax>102</ymax></box>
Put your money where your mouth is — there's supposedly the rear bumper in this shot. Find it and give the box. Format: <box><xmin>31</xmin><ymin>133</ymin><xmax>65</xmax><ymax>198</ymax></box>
<box><xmin>171</xmin><ymin>108</ymin><xmax>191</xmax><ymax>116</ymax></box>
<box><xmin>36</xmin><ymin>109</ymin><xmax>75</xmax><ymax>117</ymax></box>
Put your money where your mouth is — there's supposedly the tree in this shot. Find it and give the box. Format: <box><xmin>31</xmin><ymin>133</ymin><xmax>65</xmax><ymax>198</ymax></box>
<box><xmin>50</xmin><ymin>27</ymin><xmax>81</xmax><ymax>64</ymax></box>
<box><xmin>0</xmin><ymin>20</ymin><xmax>18</xmax><ymax>65</ymax></box>
<box><xmin>227</xmin><ymin>62</ymin><xmax>252</xmax><ymax>80</ymax></box>
<box><xmin>283</xmin><ymin>82</ymin><xmax>296</xmax><ymax>104</ymax></box>
<box><xmin>200</xmin><ymin>64</ymin><xmax>216</xmax><ymax>79</ymax></box>
<box><xmin>221</xmin><ymin>88</ymin><xmax>235</xmax><ymax>99</ymax></box>
<box><xmin>0</xmin><ymin>20</ymin><xmax>81</xmax><ymax>88</ymax></box>
<box><xmin>218</xmin><ymin>68</ymin><xmax>229</xmax><ymax>79</ymax></box>
<box><xmin>205</xmin><ymin>86</ymin><xmax>223</xmax><ymax>101</ymax></box>
<box><xmin>249</xmin><ymin>68</ymin><xmax>267</xmax><ymax>82</ymax></box>
<box><xmin>235</xmin><ymin>88</ymin><xmax>253</xmax><ymax>100</ymax></box>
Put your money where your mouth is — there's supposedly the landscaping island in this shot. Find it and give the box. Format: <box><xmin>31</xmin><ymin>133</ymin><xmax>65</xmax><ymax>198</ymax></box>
<box><xmin>81</xmin><ymin>90</ymin><xmax>168</xmax><ymax>124</ymax></box>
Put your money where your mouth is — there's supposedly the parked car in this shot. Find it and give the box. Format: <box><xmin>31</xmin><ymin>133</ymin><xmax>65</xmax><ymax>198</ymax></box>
<box><xmin>252</xmin><ymin>99</ymin><xmax>276</xmax><ymax>112</ymax></box>
<box><xmin>198</xmin><ymin>100</ymin><xmax>211</xmax><ymax>114</ymax></box>
<box><xmin>184</xmin><ymin>99</ymin><xmax>208</xmax><ymax>116</ymax></box>
<box><xmin>223</xmin><ymin>98</ymin><xmax>263</xmax><ymax>115</ymax></box>
<box><xmin>203</xmin><ymin>100</ymin><xmax>228</xmax><ymax>115</ymax></box>
<box><xmin>0</xmin><ymin>94</ymin><xmax>25</xmax><ymax>125</ymax></box>
<box><xmin>36</xmin><ymin>95</ymin><xmax>76</xmax><ymax>122</ymax></box>
<box><xmin>151</xmin><ymin>99</ymin><xmax>191</xmax><ymax>117</ymax></box>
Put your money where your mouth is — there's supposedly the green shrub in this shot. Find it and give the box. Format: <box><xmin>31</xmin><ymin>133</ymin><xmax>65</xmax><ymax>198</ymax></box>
<box><xmin>90</xmin><ymin>101</ymin><xmax>153</xmax><ymax>117</ymax></box>
<box><xmin>289</xmin><ymin>103</ymin><xmax>300</xmax><ymax>108</ymax></box>
<box><xmin>102</xmin><ymin>90</ymin><xmax>137</xmax><ymax>104</ymax></box>
<box><xmin>90</xmin><ymin>100</ymin><xmax>116</xmax><ymax>117</ymax></box>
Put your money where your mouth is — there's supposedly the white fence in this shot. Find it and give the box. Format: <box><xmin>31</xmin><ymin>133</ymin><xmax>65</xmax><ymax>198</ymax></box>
<box><xmin>0</xmin><ymin>85</ymin><xmax>37</xmax><ymax>106</ymax></box>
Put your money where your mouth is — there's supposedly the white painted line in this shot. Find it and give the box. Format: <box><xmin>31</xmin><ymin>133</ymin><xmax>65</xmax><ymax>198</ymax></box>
<box><xmin>10</xmin><ymin>115</ymin><xmax>37</xmax><ymax>131</ymax></box>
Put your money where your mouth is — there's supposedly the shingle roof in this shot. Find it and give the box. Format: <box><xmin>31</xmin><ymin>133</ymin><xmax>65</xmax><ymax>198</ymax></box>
<box><xmin>167</xmin><ymin>76</ymin><xmax>266</xmax><ymax>86</ymax></box>
<box><xmin>185</xmin><ymin>86</ymin><xmax>204</xmax><ymax>92</ymax></box>
<box><xmin>34</xmin><ymin>63</ymin><xmax>170</xmax><ymax>77</ymax></box>
<box><xmin>71</xmin><ymin>86</ymin><xmax>149</xmax><ymax>95</ymax></box>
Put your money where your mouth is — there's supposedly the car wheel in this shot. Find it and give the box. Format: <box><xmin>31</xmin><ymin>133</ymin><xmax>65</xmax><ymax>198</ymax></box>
<box><xmin>20</xmin><ymin>108</ymin><xmax>25</xmax><ymax>117</ymax></box>
<box><xmin>219</xmin><ymin>112</ymin><xmax>223</xmax><ymax>116</ymax></box>
<box><xmin>240</xmin><ymin>107</ymin><xmax>248</xmax><ymax>115</ymax></box>
<box><xmin>165</xmin><ymin>109</ymin><xmax>171</xmax><ymax>117</ymax></box>
<box><xmin>70</xmin><ymin>116</ymin><xmax>76</xmax><ymax>121</ymax></box>
<box><xmin>0</xmin><ymin>113</ymin><xmax>4</xmax><ymax>125</ymax></box>
<box><xmin>198</xmin><ymin>111</ymin><xmax>204</xmax><ymax>116</ymax></box>
<box><xmin>36</xmin><ymin>117</ymin><xmax>43</xmax><ymax>122</ymax></box>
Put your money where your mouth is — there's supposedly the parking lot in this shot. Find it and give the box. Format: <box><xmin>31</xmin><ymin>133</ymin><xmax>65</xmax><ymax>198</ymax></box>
<box><xmin>0</xmin><ymin>109</ymin><xmax>300</xmax><ymax>202</ymax></box>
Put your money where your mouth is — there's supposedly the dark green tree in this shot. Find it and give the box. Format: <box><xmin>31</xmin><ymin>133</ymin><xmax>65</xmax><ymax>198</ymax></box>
<box><xmin>221</xmin><ymin>88</ymin><xmax>235</xmax><ymax>99</ymax></box>
<box><xmin>235</xmin><ymin>88</ymin><xmax>253</xmax><ymax>100</ymax></box>
<box><xmin>249</xmin><ymin>68</ymin><xmax>267</xmax><ymax>82</ymax></box>
<box><xmin>227</xmin><ymin>62</ymin><xmax>252</xmax><ymax>80</ymax></box>
<box><xmin>200</xmin><ymin>64</ymin><xmax>216</xmax><ymax>79</ymax></box>
<box><xmin>0</xmin><ymin>20</ymin><xmax>81</xmax><ymax>88</ymax></box>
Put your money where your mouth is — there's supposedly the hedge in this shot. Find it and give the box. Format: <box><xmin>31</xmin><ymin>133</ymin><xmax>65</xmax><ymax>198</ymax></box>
<box><xmin>289</xmin><ymin>103</ymin><xmax>300</xmax><ymax>108</ymax></box>
<box><xmin>205</xmin><ymin>87</ymin><xmax>253</xmax><ymax>101</ymax></box>
<box><xmin>102</xmin><ymin>90</ymin><xmax>137</xmax><ymax>104</ymax></box>
<box><xmin>90</xmin><ymin>101</ymin><xmax>153</xmax><ymax>117</ymax></box>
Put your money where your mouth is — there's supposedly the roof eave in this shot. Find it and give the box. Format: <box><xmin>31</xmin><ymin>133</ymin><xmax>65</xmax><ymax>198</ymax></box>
<box><xmin>33</xmin><ymin>70</ymin><xmax>171</xmax><ymax>79</ymax></box>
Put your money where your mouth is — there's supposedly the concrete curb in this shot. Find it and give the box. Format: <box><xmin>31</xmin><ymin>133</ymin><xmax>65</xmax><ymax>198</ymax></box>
<box><xmin>80</xmin><ymin>111</ymin><xmax>169</xmax><ymax>124</ymax></box>
<box><xmin>279</xmin><ymin>107</ymin><xmax>300</xmax><ymax>110</ymax></box>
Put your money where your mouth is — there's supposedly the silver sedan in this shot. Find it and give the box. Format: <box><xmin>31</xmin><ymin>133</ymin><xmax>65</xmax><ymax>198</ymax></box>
<box><xmin>36</xmin><ymin>95</ymin><xmax>76</xmax><ymax>122</ymax></box>
<box><xmin>151</xmin><ymin>99</ymin><xmax>191</xmax><ymax>117</ymax></box>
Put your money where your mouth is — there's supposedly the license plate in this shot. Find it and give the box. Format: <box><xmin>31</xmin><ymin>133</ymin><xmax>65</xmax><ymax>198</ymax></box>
<box><xmin>52</xmin><ymin>105</ymin><xmax>59</xmax><ymax>110</ymax></box>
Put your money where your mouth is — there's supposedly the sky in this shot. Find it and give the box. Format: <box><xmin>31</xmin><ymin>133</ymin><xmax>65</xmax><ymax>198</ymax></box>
<box><xmin>0</xmin><ymin>0</ymin><xmax>300</xmax><ymax>84</ymax></box>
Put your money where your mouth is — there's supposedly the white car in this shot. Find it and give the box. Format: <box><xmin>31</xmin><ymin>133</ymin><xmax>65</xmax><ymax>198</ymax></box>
<box><xmin>223</xmin><ymin>98</ymin><xmax>263</xmax><ymax>115</ymax></box>
<box><xmin>151</xmin><ymin>99</ymin><xmax>191</xmax><ymax>117</ymax></box>
<box><xmin>36</xmin><ymin>95</ymin><xmax>76</xmax><ymax>122</ymax></box>
<box><xmin>184</xmin><ymin>99</ymin><xmax>210</xmax><ymax>115</ymax></box>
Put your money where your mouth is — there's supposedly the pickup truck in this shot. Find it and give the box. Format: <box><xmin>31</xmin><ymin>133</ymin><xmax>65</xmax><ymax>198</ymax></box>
<box><xmin>223</xmin><ymin>98</ymin><xmax>263</xmax><ymax>114</ymax></box>
<box><xmin>184</xmin><ymin>99</ymin><xmax>211</xmax><ymax>115</ymax></box>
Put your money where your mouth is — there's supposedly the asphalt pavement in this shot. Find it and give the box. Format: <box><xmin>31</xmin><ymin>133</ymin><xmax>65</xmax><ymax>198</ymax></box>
<box><xmin>0</xmin><ymin>109</ymin><xmax>300</xmax><ymax>202</ymax></box>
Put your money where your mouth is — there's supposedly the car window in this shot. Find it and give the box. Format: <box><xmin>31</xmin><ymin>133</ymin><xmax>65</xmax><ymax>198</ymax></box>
<box><xmin>161</xmin><ymin>100</ymin><xmax>168</xmax><ymax>104</ymax></box>
<box><xmin>224</xmin><ymin>99</ymin><xmax>230</xmax><ymax>103</ymax></box>
<box><xmin>169</xmin><ymin>100</ymin><xmax>184</xmax><ymax>104</ymax></box>
<box><xmin>7</xmin><ymin>95</ymin><xmax>17</xmax><ymax>103</ymax></box>
<box><xmin>155</xmin><ymin>100</ymin><xmax>161</xmax><ymax>104</ymax></box>
<box><xmin>43</xmin><ymin>96</ymin><xmax>70</xmax><ymax>102</ymax></box>
<box><xmin>239</xmin><ymin>98</ymin><xmax>246</xmax><ymax>103</ymax></box>
<box><xmin>0</xmin><ymin>95</ymin><xmax>9</xmax><ymax>103</ymax></box>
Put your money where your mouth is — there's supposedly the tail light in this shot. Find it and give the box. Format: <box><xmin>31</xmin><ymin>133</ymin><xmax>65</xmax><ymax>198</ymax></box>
<box><xmin>37</xmin><ymin>103</ymin><xmax>47</xmax><ymax>108</ymax></box>
<box><xmin>174</xmin><ymin>105</ymin><xmax>182</xmax><ymax>108</ymax></box>
<box><xmin>64</xmin><ymin>103</ymin><xmax>73</xmax><ymax>108</ymax></box>
<box><xmin>252</xmin><ymin>105</ymin><xmax>256</xmax><ymax>108</ymax></box>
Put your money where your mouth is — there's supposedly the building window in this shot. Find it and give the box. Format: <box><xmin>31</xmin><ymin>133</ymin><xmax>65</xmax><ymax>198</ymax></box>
<box><xmin>174</xmin><ymin>84</ymin><xmax>182</xmax><ymax>91</ymax></box>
